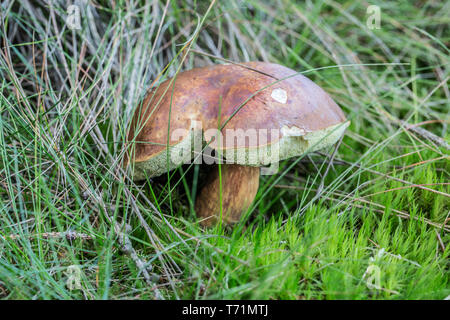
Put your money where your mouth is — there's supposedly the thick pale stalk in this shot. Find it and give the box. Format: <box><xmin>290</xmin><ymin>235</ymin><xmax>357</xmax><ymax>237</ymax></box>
<box><xmin>195</xmin><ymin>165</ymin><xmax>260</xmax><ymax>227</ymax></box>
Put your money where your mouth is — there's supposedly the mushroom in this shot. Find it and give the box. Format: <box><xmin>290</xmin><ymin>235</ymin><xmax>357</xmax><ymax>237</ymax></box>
<box><xmin>125</xmin><ymin>62</ymin><xmax>349</xmax><ymax>227</ymax></box>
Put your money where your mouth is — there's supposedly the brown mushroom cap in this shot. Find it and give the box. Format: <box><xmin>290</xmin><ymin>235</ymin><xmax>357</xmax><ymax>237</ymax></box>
<box><xmin>126</xmin><ymin>62</ymin><xmax>349</xmax><ymax>179</ymax></box>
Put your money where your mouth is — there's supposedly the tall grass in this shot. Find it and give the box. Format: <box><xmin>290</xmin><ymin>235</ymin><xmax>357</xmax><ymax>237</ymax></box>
<box><xmin>0</xmin><ymin>0</ymin><xmax>448</xmax><ymax>299</ymax></box>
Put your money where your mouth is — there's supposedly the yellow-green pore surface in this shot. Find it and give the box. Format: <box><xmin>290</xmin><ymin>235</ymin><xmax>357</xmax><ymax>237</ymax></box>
<box><xmin>126</xmin><ymin>62</ymin><xmax>349</xmax><ymax>180</ymax></box>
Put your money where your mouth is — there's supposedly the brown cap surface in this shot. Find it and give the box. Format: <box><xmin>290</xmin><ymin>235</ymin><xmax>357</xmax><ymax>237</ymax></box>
<box><xmin>125</xmin><ymin>62</ymin><xmax>347</xmax><ymax>173</ymax></box>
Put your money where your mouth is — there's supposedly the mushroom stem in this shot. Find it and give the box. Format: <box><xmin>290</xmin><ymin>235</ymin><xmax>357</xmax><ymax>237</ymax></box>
<box><xmin>195</xmin><ymin>164</ymin><xmax>260</xmax><ymax>227</ymax></box>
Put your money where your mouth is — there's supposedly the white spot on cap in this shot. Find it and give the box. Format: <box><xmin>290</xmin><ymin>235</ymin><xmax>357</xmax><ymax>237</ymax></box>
<box><xmin>271</xmin><ymin>88</ymin><xmax>287</xmax><ymax>104</ymax></box>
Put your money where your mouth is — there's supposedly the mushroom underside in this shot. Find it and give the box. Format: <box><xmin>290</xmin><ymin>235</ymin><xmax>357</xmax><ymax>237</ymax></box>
<box><xmin>130</xmin><ymin>121</ymin><xmax>349</xmax><ymax>181</ymax></box>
